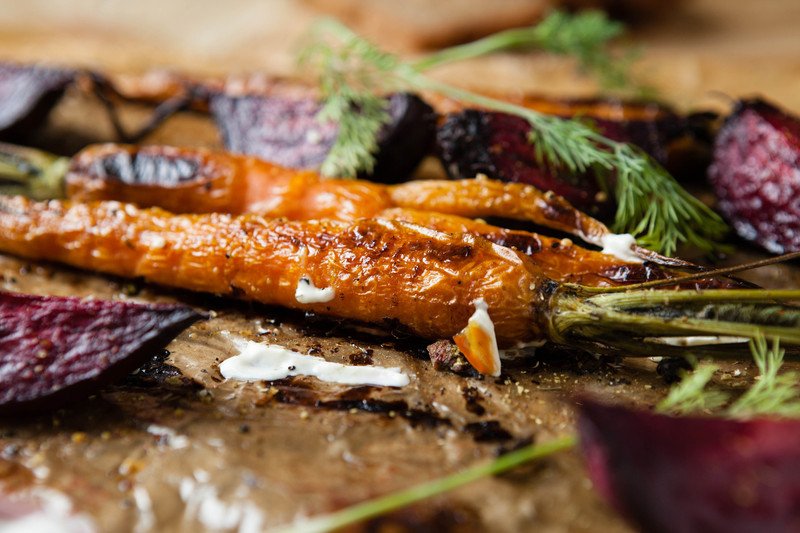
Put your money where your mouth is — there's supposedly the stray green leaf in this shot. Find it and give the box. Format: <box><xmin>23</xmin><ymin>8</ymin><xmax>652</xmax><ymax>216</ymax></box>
<box><xmin>301</xmin><ymin>13</ymin><xmax>727</xmax><ymax>255</ymax></box>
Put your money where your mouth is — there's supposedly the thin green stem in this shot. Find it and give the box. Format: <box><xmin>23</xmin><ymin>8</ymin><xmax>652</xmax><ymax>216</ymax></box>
<box><xmin>411</xmin><ymin>26</ymin><xmax>549</xmax><ymax>71</ymax></box>
<box><xmin>588</xmin><ymin>289</ymin><xmax>800</xmax><ymax>308</ymax></box>
<box><xmin>0</xmin><ymin>143</ymin><xmax>69</xmax><ymax>200</ymax></box>
<box><xmin>304</xmin><ymin>16</ymin><xmax>728</xmax><ymax>254</ymax></box>
<box><xmin>273</xmin><ymin>435</ymin><xmax>577</xmax><ymax>533</ymax></box>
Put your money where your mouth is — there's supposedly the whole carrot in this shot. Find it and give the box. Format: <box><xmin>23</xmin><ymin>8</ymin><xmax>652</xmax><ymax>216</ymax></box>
<box><xmin>1</xmin><ymin>196</ymin><xmax>798</xmax><ymax>360</ymax></box>
<box><xmin>0</xmin><ymin>142</ymin><xmax>687</xmax><ymax>268</ymax></box>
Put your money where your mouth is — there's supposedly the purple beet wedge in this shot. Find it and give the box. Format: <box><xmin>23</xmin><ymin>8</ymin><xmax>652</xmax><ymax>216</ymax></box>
<box><xmin>578</xmin><ymin>399</ymin><xmax>800</xmax><ymax>533</ymax></box>
<box><xmin>210</xmin><ymin>91</ymin><xmax>436</xmax><ymax>183</ymax></box>
<box><xmin>0</xmin><ymin>63</ymin><xmax>75</xmax><ymax>141</ymax></box>
<box><xmin>436</xmin><ymin>101</ymin><xmax>691</xmax><ymax>215</ymax></box>
<box><xmin>709</xmin><ymin>99</ymin><xmax>800</xmax><ymax>254</ymax></box>
<box><xmin>0</xmin><ymin>291</ymin><xmax>203</xmax><ymax>414</ymax></box>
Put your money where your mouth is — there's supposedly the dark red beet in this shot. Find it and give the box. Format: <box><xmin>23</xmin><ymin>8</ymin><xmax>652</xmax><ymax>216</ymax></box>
<box><xmin>436</xmin><ymin>103</ymin><xmax>690</xmax><ymax>214</ymax></box>
<box><xmin>708</xmin><ymin>99</ymin><xmax>800</xmax><ymax>254</ymax></box>
<box><xmin>437</xmin><ymin>110</ymin><xmax>604</xmax><ymax>213</ymax></box>
<box><xmin>0</xmin><ymin>291</ymin><xmax>203</xmax><ymax>414</ymax></box>
<box><xmin>578</xmin><ymin>399</ymin><xmax>800</xmax><ymax>533</ymax></box>
<box><xmin>210</xmin><ymin>91</ymin><xmax>436</xmax><ymax>183</ymax></box>
<box><xmin>0</xmin><ymin>63</ymin><xmax>75</xmax><ymax>141</ymax></box>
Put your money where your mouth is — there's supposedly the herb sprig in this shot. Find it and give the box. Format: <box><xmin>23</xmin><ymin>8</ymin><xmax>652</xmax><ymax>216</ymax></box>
<box><xmin>301</xmin><ymin>13</ymin><xmax>727</xmax><ymax>255</ymax></box>
<box><xmin>658</xmin><ymin>334</ymin><xmax>800</xmax><ymax>418</ymax></box>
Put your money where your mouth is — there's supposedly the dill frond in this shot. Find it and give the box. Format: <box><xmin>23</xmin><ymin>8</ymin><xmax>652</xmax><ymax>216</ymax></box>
<box><xmin>728</xmin><ymin>335</ymin><xmax>800</xmax><ymax>418</ymax></box>
<box><xmin>657</xmin><ymin>334</ymin><xmax>800</xmax><ymax>419</ymax></box>
<box><xmin>302</xmin><ymin>13</ymin><xmax>729</xmax><ymax>254</ymax></box>
<box><xmin>657</xmin><ymin>364</ymin><xmax>730</xmax><ymax>415</ymax></box>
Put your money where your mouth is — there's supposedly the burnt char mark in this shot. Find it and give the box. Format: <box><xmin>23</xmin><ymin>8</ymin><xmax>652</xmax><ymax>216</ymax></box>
<box><xmin>122</xmin><ymin>350</ymin><xmax>201</xmax><ymax>391</ymax></box>
<box><xmin>461</xmin><ymin>385</ymin><xmax>486</xmax><ymax>416</ymax></box>
<box><xmin>273</xmin><ymin>381</ymin><xmax>450</xmax><ymax>429</ymax></box>
<box><xmin>347</xmin><ymin>221</ymin><xmax>476</xmax><ymax>264</ymax></box>
<box><xmin>347</xmin><ymin>347</ymin><xmax>374</xmax><ymax>366</ymax></box>
<box><xmin>656</xmin><ymin>357</ymin><xmax>694</xmax><ymax>384</ymax></box>
<box><xmin>463</xmin><ymin>421</ymin><xmax>513</xmax><ymax>443</ymax></box>
<box><xmin>87</xmin><ymin>148</ymin><xmax>202</xmax><ymax>186</ymax></box>
<box><xmin>600</xmin><ymin>262</ymin><xmax>753</xmax><ymax>289</ymax></box>
<box><xmin>0</xmin><ymin>63</ymin><xmax>74</xmax><ymax>140</ymax></box>
<box><xmin>210</xmin><ymin>91</ymin><xmax>435</xmax><ymax>183</ymax></box>
<box><xmin>401</xmin><ymin>241</ymin><xmax>473</xmax><ymax>262</ymax></box>
<box><xmin>482</xmin><ymin>231</ymin><xmax>542</xmax><ymax>255</ymax></box>
<box><xmin>437</xmin><ymin>110</ymin><xmax>497</xmax><ymax>182</ymax></box>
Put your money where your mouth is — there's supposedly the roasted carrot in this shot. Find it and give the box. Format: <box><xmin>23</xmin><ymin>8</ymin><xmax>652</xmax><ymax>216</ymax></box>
<box><xmin>378</xmin><ymin>208</ymin><xmax>740</xmax><ymax>289</ymax></box>
<box><xmin>1</xmin><ymin>196</ymin><xmax>798</xmax><ymax>362</ymax></box>
<box><xmin>2</xmin><ymin>142</ymin><xmax>681</xmax><ymax>267</ymax></box>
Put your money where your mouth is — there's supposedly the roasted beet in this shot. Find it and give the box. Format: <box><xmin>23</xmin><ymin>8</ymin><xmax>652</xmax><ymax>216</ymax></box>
<box><xmin>0</xmin><ymin>63</ymin><xmax>75</xmax><ymax>141</ymax></box>
<box><xmin>0</xmin><ymin>291</ymin><xmax>203</xmax><ymax>414</ymax></box>
<box><xmin>436</xmin><ymin>101</ymin><xmax>692</xmax><ymax>213</ymax></box>
<box><xmin>438</xmin><ymin>110</ymin><xmax>602</xmax><ymax>212</ymax></box>
<box><xmin>210</xmin><ymin>91</ymin><xmax>435</xmax><ymax>182</ymax></box>
<box><xmin>708</xmin><ymin>99</ymin><xmax>800</xmax><ymax>254</ymax></box>
<box><xmin>578</xmin><ymin>399</ymin><xmax>800</xmax><ymax>532</ymax></box>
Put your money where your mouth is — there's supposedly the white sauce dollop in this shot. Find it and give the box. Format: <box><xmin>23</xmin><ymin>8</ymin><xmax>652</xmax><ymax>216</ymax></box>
<box><xmin>220</xmin><ymin>338</ymin><xmax>409</xmax><ymax>387</ymax></box>
<box><xmin>294</xmin><ymin>276</ymin><xmax>336</xmax><ymax>304</ymax></box>
<box><xmin>600</xmin><ymin>233</ymin><xmax>643</xmax><ymax>263</ymax></box>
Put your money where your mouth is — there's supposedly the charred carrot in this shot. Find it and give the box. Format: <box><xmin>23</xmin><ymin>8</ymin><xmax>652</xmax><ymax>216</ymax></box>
<box><xmin>1</xmin><ymin>196</ymin><xmax>798</xmax><ymax>364</ymax></box>
<box><xmin>1</xmin><ymin>142</ymin><xmax>711</xmax><ymax>289</ymax></box>
<box><xmin>0</xmin><ymin>142</ymin><xmax>681</xmax><ymax>267</ymax></box>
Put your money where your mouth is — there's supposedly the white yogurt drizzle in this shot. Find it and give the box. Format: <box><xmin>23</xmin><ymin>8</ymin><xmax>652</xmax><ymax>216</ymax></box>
<box><xmin>294</xmin><ymin>276</ymin><xmax>336</xmax><ymax>304</ymax></box>
<box><xmin>599</xmin><ymin>233</ymin><xmax>643</xmax><ymax>263</ymax></box>
<box><xmin>220</xmin><ymin>337</ymin><xmax>409</xmax><ymax>387</ymax></box>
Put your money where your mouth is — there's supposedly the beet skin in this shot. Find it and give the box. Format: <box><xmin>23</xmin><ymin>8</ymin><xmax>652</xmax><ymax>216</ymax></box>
<box><xmin>0</xmin><ymin>63</ymin><xmax>74</xmax><ymax>141</ymax></box>
<box><xmin>436</xmin><ymin>101</ymin><xmax>690</xmax><ymax>215</ymax></box>
<box><xmin>578</xmin><ymin>399</ymin><xmax>800</xmax><ymax>533</ymax></box>
<box><xmin>211</xmin><ymin>91</ymin><xmax>435</xmax><ymax>183</ymax></box>
<box><xmin>0</xmin><ymin>291</ymin><xmax>203</xmax><ymax>414</ymax></box>
<box><xmin>708</xmin><ymin>99</ymin><xmax>800</xmax><ymax>254</ymax></box>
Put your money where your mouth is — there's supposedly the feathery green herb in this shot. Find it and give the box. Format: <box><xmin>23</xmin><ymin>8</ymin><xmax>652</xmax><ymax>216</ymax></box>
<box><xmin>658</xmin><ymin>334</ymin><xmax>800</xmax><ymax>418</ymax></box>
<box><xmin>410</xmin><ymin>10</ymin><xmax>634</xmax><ymax>91</ymax></box>
<box><xmin>729</xmin><ymin>335</ymin><xmax>800</xmax><ymax>418</ymax></box>
<box><xmin>657</xmin><ymin>363</ymin><xmax>729</xmax><ymax>415</ymax></box>
<box><xmin>301</xmin><ymin>13</ymin><xmax>727</xmax><ymax>255</ymax></box>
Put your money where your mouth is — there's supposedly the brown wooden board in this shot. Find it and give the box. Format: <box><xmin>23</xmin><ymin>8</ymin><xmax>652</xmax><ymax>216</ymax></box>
<box><xmin>0</xmin><ymin>1</ymin><xmax>799</xmax><ymax>531</ymax></box>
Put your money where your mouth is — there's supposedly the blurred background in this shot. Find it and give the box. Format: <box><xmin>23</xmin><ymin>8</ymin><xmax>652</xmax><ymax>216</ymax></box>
<box><xmin>0</xmin><ymin>0</ymin><xmax>798</xmax><ymax>111</ymax></box>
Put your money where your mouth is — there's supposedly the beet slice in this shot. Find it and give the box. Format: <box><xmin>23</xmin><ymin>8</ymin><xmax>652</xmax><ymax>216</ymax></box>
<box><xmin>0</xmin><ymin>291</ymin><xmax>203</xmax><ymax>414</ymax></box>
<box><xmin>708</xmin><ymin>99</ymin><xmax>800</xmax><ymax>254</ymax></box>
<box><xmin>577</xmin><ymin>399</ymin><xmax>800</xmax><ymax>532</ymax></box>
<box><xmin>210</xmin><ymin>91</ymin><xmax>436</xmax><ymax>183</ymax></box>
<box><xmin>436</xmin><ymin>103</ymin><xmax>690</xmax><ymax>214</ymax></box>
<box><xmin>0</xmin><ymin>63</ymin><xmax>75</xmax><ymax>141</ymax></box>
<box><xmin>437</xmin><ymin>110</ymin><xmax>605</xmax><ymax>213</ymax></box>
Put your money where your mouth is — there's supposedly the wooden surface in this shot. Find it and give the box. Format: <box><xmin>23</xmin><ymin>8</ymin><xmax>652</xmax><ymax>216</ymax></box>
<box><xmin>0</xmin><ymin>0</ymin><xmax>798</xmax><ymax>111</ymax></box>
<box><xmin>0</xmin><ymin>1</ymin><xmax>799</xmax><ymax>532</ymax></box>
